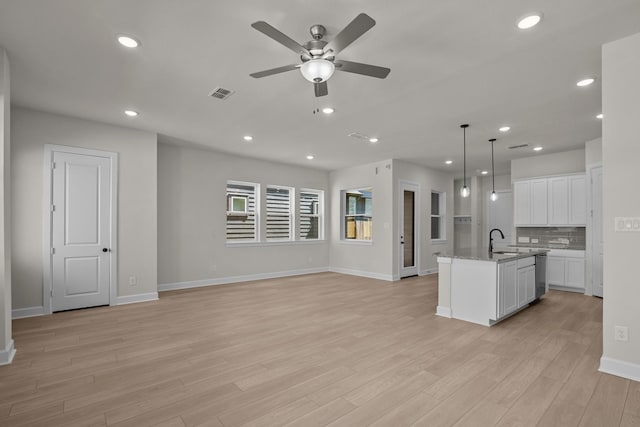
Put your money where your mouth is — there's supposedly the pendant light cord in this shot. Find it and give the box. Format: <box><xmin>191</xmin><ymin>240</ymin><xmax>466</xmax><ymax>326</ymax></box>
<box><xmin>491</xmin><ymin>139</ymin><xmax>495</xmax><ymax>193</ymax></box>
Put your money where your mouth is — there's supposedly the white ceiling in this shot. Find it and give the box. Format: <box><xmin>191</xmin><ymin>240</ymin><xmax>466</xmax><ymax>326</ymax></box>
<box><xmin>1</xmin><ymin>1</ymin><xmax>639</xmax><ymax>176</ymax></box>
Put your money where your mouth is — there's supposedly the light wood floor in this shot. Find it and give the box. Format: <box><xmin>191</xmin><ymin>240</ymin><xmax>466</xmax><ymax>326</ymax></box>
<box><xmin>1</xmin><ymin>272</ymin><xmax>639</xmax><ymax>426</ymax></box>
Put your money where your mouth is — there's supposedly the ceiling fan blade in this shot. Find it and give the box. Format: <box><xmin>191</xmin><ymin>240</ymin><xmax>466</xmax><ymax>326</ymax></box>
<box><xmin>334</xmin><ymin>60</ymin><xmax>390</xmax><ymax>79</ymax></box>
<box><xmin>251</xmin><ymin>21</ymin><xmax>311</xmax><ymax>57</ymax></box>
<box><xmin>250</xmin><ymin>64</ymin><xmax>299</xmax><ymax>78</ymax></box>
<box><xmin>314</xmin><ymin>81</ymin><xmax>328</xmax><ymax>97</ymax></box>
<box><xmin>324</xmin><ymin>13</ymin><xmax>376</xmax><ymax>55</ymax></box>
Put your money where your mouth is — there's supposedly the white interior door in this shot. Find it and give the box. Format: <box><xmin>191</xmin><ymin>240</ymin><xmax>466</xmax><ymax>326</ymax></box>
<box><xmin>400</xmin><ymin>182</ymin><xmax>419</xmax><ymax>278</ymax></box>
<box><xmin>50</xmin><ymin>149</ymin><xmax>113</xmax><ymax>311</ymax></box>
<box><xmin>487</xmin><ymin>190</ymin><xmax>513</xmax><ymax>249</ymax></box>
<box><xmin>591</xmin><ymin>166</ymin><xmax>603</xmax><ymax>297</ymax></box>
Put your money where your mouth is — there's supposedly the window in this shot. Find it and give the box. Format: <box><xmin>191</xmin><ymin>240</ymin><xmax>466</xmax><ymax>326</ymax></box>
<box><xmin>299</xmin><ymin>190</ymin><xmax>323</xmax><ymax>240</ymax></box>
<box><xmin>266</xmin><ymin>186</ymin><xmax>293</xmax><ymax>240</ymax></box>
<box><xmin>431</xmin><ymin>191</ymin><xmax>446</xmax><ymax>240</ymax></box>
<box><xmin>343</xmin><ymin>188</ymin><xmax>373</xmax><ymax>241</ymax></box>
<box><xmin>226</xmin><ymin>181</ymin><xmax>258</xmax><ymax>241</ymax></box>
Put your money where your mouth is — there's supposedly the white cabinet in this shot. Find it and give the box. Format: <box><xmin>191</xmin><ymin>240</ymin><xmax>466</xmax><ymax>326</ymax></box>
<box><xmin>514</xmin><ymin>179</ymin><xmax>547</xmax><ymax>226</ymax></box>
<box><xmin>568</xmin><ymin>175</ymin><xmax>586</xmax><ymax>225</ymax></box>
<box><xmin>498</xmin><ymin>261</ymin><xmax>517</xmax><ymax>318</ymax></box>
<box><xmin>518</xmin><ymin>265</ymin><xmax>536</xmax><ymax>307</ymax></box>
<box><xmin>547</xmin><ymin>250</ymin><xmax>585</xmax><ymax>292</ymax></box>
<box><xmin>514</xmin><ymin>175</ymin><xmax>586</xmax><ymax>226</ymax></box>
<box><xmin>548</xmin><ymin>177</ymin><xmax>568</xmax><ymax>225</ymax></box>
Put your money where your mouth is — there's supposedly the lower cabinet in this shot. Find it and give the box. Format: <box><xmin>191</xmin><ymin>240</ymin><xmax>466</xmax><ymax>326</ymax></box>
<box><xmin>547</xmin><ymin>252</ymin><xmax>585</xmax><ymax>292</ymax></box>
<box><xmin>499</xmin><ymin>257</ymin><xmax>536</xmax><ymax>319</ymax></box>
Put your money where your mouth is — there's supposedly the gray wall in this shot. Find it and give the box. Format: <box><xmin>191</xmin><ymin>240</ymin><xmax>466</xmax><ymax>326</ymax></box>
<box><xmin>601</xmin><ymin>32</ymin><xmax>640</xmax><ymax>377</ymax></box>
<box><xmin>393</xmin><ymin>160</ymin><xmax>454</xmax><ymax>276</ymax></box>
<box><xmin>157</xmin><ymin>142</ymin><xmax>330</xmax><ymax>286</ymax></box>
<box><xmin>329</xmin><ymin>159</ymin><xmax>394</xmax><ymax>280</ymax></box>
<box><xmin>0</xmin><ymin>48</ymin><xmax>12</xmax><ymax>361</ymax></box>
<box><xmin>585</xmin><ymin>137</ymin><xmax>602</xmax><ymax>166</ymax></box>
<box><xmin>11</xmin><ymin>108</ymin><xmax>158</xmax><ymax>309</ymax></box>
<box><xmin>511</xmin><ymin>149</ymin><xmax>585</xmax><ymax>180</ymax></box>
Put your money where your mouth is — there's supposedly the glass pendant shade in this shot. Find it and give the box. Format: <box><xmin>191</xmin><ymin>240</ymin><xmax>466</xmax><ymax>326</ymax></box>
<box><xmin>491</xmin><ymin>191</ymin><xmax>498</xmax><ymax>201</ymax></box>
<box><xmin>461</xmin><ymin>185</ymin><xmax>470</xmax><ymax>198</ymax></box>
<box><xmin>300</xmin><ymin>59</ymin><xmax>335</xmax><ymax>83</ymax></box>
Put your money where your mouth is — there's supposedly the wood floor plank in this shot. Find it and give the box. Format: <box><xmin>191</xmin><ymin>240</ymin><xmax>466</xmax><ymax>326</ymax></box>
<box><xmin>0</xmin><ymin>272</ymin><xmax>628</xmax><ymax>427</ymax></box>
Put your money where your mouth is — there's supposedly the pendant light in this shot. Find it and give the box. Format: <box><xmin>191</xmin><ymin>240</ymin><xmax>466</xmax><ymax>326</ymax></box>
<box><xmin>489</xmin><ymin>138</ymin><xmax>498</xmax><ymax>201</ymax></box>
<box><xmin>460</xmin><ymin>124</ymin><xmax>470</xmax><ymax>198</ymax></box>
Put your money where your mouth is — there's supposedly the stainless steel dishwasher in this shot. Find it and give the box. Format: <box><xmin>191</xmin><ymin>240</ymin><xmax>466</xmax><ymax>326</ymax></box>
<box><xmin>534</xmin><ymin>253</ymin><xmax>547</xmax><ymax>299</ymax></box>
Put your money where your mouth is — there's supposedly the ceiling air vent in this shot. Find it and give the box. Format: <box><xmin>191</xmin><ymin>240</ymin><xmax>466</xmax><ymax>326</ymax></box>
<box><xmin>508</xmin><ymin>143</ymin><xmax>529</xmax><ymax>149</ymax></box>
<box><xmin>209</xmin><ymin>87</ymin><xmax>235</xmax><ymax>100</ymax></box>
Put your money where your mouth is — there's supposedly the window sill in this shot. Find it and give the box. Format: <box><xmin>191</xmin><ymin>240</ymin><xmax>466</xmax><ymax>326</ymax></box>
<box><xmin>225</xmin><ymin>240</ymin><xmax>327</xmax><ymax>248</ymax></box>
<box><xmin>340</xmin><ymin>239</ymin><xmax>374</xmax><ymax>246</ymax></box>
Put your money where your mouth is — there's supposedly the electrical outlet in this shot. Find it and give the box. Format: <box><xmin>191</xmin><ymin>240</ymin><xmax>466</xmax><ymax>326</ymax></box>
<box><xmin>129</xmin><ymin>276</ymin><xmax>137</xmax><ymax>286</ymax></box>
<box><xmin>518</xmin><ymin>237</ymin><xmax>530</xmax><ymax>243</ymax></box>
<box><xmin>615</xmin><ymin>325</ymin><xmax>628</xmax><ymax>342</ymax></box>
<box><xmin>531</xmin><ymin>238</ymin><xmax>539</xmax><ymax>243</ymax></box>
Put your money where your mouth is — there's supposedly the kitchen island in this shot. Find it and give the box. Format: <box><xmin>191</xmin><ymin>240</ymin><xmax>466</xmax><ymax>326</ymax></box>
<box><xmin>437</xmin><ymin>248</ymin><xmax>548</xmax><ymax>326</ymax></box>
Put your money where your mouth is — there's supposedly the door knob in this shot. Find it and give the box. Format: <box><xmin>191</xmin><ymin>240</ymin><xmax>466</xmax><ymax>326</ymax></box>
<box><xmin>102</xmin><ymin>248</ymin><xmax>109</xmax><ymax>252</ymax></box>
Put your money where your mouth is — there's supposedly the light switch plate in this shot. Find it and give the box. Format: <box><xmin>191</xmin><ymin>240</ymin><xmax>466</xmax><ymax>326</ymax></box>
<box><xmin>615</xmin><ymin>217</ymin><xmax>640</xmax><ymax>232</ymax></box>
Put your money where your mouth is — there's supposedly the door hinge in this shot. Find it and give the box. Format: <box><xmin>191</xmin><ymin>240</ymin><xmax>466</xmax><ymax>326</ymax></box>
<box><xmin>50</xmin><ymin>248</ymin><xmax>55</xmax><ymax>255</ymax></box>
<box><xmin>50</xmin><ymin>289</ymin><xmax>53</xmax><ymax>297</ymax></box>
<box><xmin>51</xmin><ymin>162</ymin><xmax>56</xmax><ymax>169</ymax></box>
<box><xmin>51</xmin><ymin>204</ymin><xmax>55</xmax><ymax>212</ymax></box>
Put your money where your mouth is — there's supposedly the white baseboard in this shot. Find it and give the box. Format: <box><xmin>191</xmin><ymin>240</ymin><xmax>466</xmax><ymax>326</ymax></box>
<box><xmin>328</xmin><ymin>267</ymin><xmax>394</xmax><ymax>282</ymax></box>
<box><xmin>599</xmin><ymin>356</ymin><xmax>640</xmax><ymax>382</ymax></box>
<box><xmin>0</xmin><ymin>339</ymin><xmax>16</xmax><ymax>365</ymax></box>
<box><xmin>436</xmin><ymin>306</ymin><xmax>452</xmax><ymax>318</ymax></box>
<box><xmin>158</xmin><ymin>267</ymin><xmax>329</xmax><ymax>292</ymax></box>
<box><xmin>12</xmin><ymin>306</ymin><xmax>46</xmax><ymax>319</ymax></box>
<box><xmin>115</xmin><ymin>292</ymin><xmax>159</xmax><ymax>305</ymax></box>
<box><xmin>420</xmin><ymin>268</ymin><xmax>438</xmax><ymax>276</ymax></box>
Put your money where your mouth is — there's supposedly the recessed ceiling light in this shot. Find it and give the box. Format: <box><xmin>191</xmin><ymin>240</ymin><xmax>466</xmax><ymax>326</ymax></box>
<box><xmin>481</xmin><ymin>170</ymin><xmax>488</xmax><ymax>175</ymax></box>
<box><xmin>445</xmin><ymin>160</ymin><xmax>453</xmax><ymax>165</ymax></box>
<box><xmin>117</xmin><ymin>35</ymin><xmax>140</xmax><ymax>48</ymax></box>
<box><xmin>322</xmin><ymin>107</ymin><xmax>334</xmax><ymax>114</ymax></box>
<box><xmin>499</xmin><ymin>126</ymin><xmax>511</xmax><ymax>132</ymax></box>
<box><xmin>306</xmin><ymin>155</ymin><xmax>314</xmax><ymax>160</ymax></box>
<box><xmin>517</xmin><ymin>13</ymin><xmax>543</xmax><ymax>30</ymax></box>
<box><xmin>576</xmin><ymin>78</ymin><xmax>595</xmax><ymax>87</ymax></box>
<box><xmin>369</xmin><ymin>137</ymin><xmax>379</xmax><ymax>143</ymax></box>
<box><xmin>243</xmin><ymin>135</ymin><xmax>253</xmax><ymax>141</ymax></box>
<box><xmin>596</xmin><ymin>113</ymin><xmax>604</xmax><ymax>119</ymax></box>
<box><xmin>124</xmin><ymin>109</ymin><xmax>138</xmax><ymax>117</ymax></box>
<box><xmin>533</xmin><ymin>146</ymin><xmax>543</xmax><ymax>151</ymax></box>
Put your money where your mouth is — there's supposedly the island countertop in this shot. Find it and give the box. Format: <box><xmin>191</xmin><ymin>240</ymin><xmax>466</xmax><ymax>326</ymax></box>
<box><xmin>437</xmin><ymin>247</ymin><xmax>548</xmax><ymax>263</ymax></box>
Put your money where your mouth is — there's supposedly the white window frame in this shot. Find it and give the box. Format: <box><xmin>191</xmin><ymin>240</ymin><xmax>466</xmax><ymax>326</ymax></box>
<box><xmin>265</xmin><ymin>185</ymin><xmax>294</xmax><ymax>241</ymax></box>
<box><xmin>342</xmin><ymin>188</ymin><xmax>373</xmax><ymax>242</ymax></box>
<box><xmin>299</xmin><ymin>189</ymin><xmax>324</xmax><ymax>240</ymax></box>
<box><xmin>431</xmin><ymin>190</ymin><xmax>446</xmax><ymax>242</ymax></box>
<box><xmin>226</xmin><ymin>180</ymin><xmax>259</xmax><ymax>242</ymax></box>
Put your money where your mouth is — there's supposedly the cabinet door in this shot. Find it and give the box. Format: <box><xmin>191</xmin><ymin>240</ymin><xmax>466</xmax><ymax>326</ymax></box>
<box><xmin>517</xmin><ymin>267</ymin><xmax>528</xmax><ymax>307</ymax></box>
<box><xmin>513</xmin><ymin>181</ymin><xmax>531</xmax><ymax>226</ymax></box>
<box><xmin>548</xmin><ymin>177</ymin><xmax>568</xmax><ymax>225</ymax></box>
<box><xmin>530</xmin><ymin>179</ymin><xmax>548</xmax><ymax>225</ymax></box>
<box><xmin>569</xmin><ymin>175</ymin><xmax>587</xmax><ymax>225</ymax></box>
<box><xmin>526</xmin><ymin>265</ymin><xmax>536</xmax><ymax>303</ymax></box>
<box><xmin>566</xmin><ymin>258</ymin><xmax>585</xmax><ymax>289</ymax></box>
<box><xmin>500</xmin><ymin>261</ymin><xmax>518</xmax><ymax>316</ymax></box>
<box><xmin>547</xmin><ymin>256</ymin><xmax>565</xmax><ymax>286</ymax></box>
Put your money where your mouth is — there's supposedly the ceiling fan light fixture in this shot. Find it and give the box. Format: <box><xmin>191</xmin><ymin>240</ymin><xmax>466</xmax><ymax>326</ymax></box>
<box><xmin>300</xmin><ymin>59</ymin><xmax>335</xmax><ymax>83</ymax></box>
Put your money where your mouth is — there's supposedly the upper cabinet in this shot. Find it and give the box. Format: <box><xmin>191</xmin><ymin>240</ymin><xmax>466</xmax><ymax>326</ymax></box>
<box><xmin>514</xmin><ymin>174</ymin><xmax>586</xmax><ymax>227</ymax></box>
<box><xmin>514</xmin><ymin>179</ymin><xmax>547</xmax><ymax>226</ymax></box>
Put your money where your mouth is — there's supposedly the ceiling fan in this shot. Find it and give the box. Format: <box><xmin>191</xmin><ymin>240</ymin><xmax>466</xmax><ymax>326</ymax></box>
<box><xmin>249</xmin><ymin>13</ymin><xmax>391</xmax><ymax>97</ymax></box>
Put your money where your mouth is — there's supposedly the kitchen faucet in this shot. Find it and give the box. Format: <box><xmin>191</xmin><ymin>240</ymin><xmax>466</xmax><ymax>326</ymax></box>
<box><xmin>489</xmin><ymin>228</ymin><xmax>505</xmax><ymax>254</ymax></box>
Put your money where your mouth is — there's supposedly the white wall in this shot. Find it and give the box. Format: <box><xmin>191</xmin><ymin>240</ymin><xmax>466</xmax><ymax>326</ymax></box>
<box><xmin>585</xmin><ymin>137</ymin><xmax>602</xmax><ymax>167</ymax></box>
<box><xmin>393</xmin><ymin>160</ymin><xmax>454</xmax><ymax>276</ymax></box>
<box><xmin>0</xmin><ymin>48</ymin><xmax>13</xmax><ymax>364</ymax></box>
<box><xmin>157</xmin><ymin>142</ymin><xmax>330</xmax><ymax>288</ymax></box>
<box><xmin>600</xmin><ymin>32</ymin><xmax>640</xmax><ymax>381</ymax></box>
<box><xmin>480</xmin><ymin>174</ymin><xmax>513</xmax><ymax>250</ymax></box>
<box><xmin>11</xmin><ymin>108</ymin><xmax>158</xmax><ymax>310</ymax></box>
<box><xmin>329</xmin><ymin>159</ymin><xmax>394</xmax><ymax>280</ymax></box>
<box><xmin>511</xmin><ymin>149</ymin><xmax>585</xmax><ymax>180</ymax></box>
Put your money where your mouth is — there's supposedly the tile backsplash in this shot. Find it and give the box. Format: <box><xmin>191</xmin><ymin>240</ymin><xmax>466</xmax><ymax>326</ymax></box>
<box><xmin>515</xmin><ymin>227</ymin><xmax>586</xmax><ymax>249</ymax></box>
